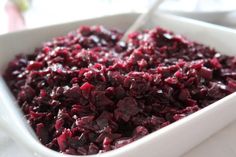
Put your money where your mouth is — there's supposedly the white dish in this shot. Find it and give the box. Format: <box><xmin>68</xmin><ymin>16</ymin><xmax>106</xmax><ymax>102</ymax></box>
<box><xmin>161</xmin><ymin>10</ymin><xmax>234</xmax><ymax>23</ymax></box>
<box><xmin>1</xmin><ymin>13</ymin><xmax>236</xmax><ymax>157</ymax></box>
<box><xmin>160</xmin><ymin>0</ymin><xmax>236</xmax><ymax>23</ymax></box>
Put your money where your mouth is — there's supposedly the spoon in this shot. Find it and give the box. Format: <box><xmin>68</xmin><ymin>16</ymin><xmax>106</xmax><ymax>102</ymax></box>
<box><xmin>120</xmin><ymin>0</ymin><xmax>165</xmax><ymax>41</ymax></box>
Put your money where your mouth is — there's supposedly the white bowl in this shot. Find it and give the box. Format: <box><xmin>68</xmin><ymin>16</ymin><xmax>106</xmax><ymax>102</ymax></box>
<box><xmin>161</xmin><ymin>10</ymin><xmax>234</xmax><ymax>23</ymax></box>
<box><xmin>159</xmin><ymin>0</ymin><xmax>236</xmax><ymax>23</ymax></box>
<box><xmin>1</xmin><ymin>13</ymin><xmax>236</xmax><ymax>157</ymax></box>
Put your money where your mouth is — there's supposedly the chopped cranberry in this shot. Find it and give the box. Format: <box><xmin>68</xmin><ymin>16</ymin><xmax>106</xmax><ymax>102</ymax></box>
<box><xmin>199</xmin><ymin>67</ymin><xmax>213</xmax><ymax>80</ymax></box>
<box><xmin>57</xmin><ymin>129</ymin><xmax>72</xmax><ymax>151</ymax></box>
<box><xmin>80</xmin><ymin>82</ymin><xmax>95</xmax><ymax>99</ymax></box>
<box><xmin>115</xmin><ymin>97</ymin><xmax>139</xmax><ymax>122</ymax></box>
<box><xmin>179</xmin><ymin>88</ymin><xmax>191</xmax><ymax>101</ymax></box>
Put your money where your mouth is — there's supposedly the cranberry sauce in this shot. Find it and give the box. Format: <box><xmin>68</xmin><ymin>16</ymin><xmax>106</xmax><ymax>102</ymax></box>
<box><xmin>4</xmin><ymin>26</ymin><xmax>236</xmax><ymax>155</ymax></box>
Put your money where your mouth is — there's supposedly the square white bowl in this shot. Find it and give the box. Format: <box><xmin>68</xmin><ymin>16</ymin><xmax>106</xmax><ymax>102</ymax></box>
<box><xmin>0</xmin><ymin>13</ymin><xmax>236</xmax><ymax>157</ymax></box>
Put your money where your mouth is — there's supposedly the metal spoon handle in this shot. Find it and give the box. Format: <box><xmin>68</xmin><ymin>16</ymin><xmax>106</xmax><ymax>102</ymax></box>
<box><xmin>120</xmin><ymin>0</ymin><xmax>164</xmax><ymax>41</ymax></box>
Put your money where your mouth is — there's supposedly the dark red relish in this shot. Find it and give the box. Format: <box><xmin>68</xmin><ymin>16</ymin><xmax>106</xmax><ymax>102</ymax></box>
<box><xmin>4</xmin><ymin>26</ymin><xmax>236</xmax><ymax>155</ymax></box>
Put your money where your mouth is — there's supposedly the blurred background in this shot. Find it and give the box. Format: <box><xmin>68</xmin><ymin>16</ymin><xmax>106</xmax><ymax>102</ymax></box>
<box><xmin>1</xmin><ymin>0</ymin><xmax>236</xmax><ymax>34</ymax></box>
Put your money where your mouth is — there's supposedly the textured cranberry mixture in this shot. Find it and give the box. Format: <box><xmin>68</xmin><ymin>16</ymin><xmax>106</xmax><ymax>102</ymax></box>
<box><xmin>4</xmin><ymin>26</ymin><xmax>236</xmax><ymax>155</ymax></box>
